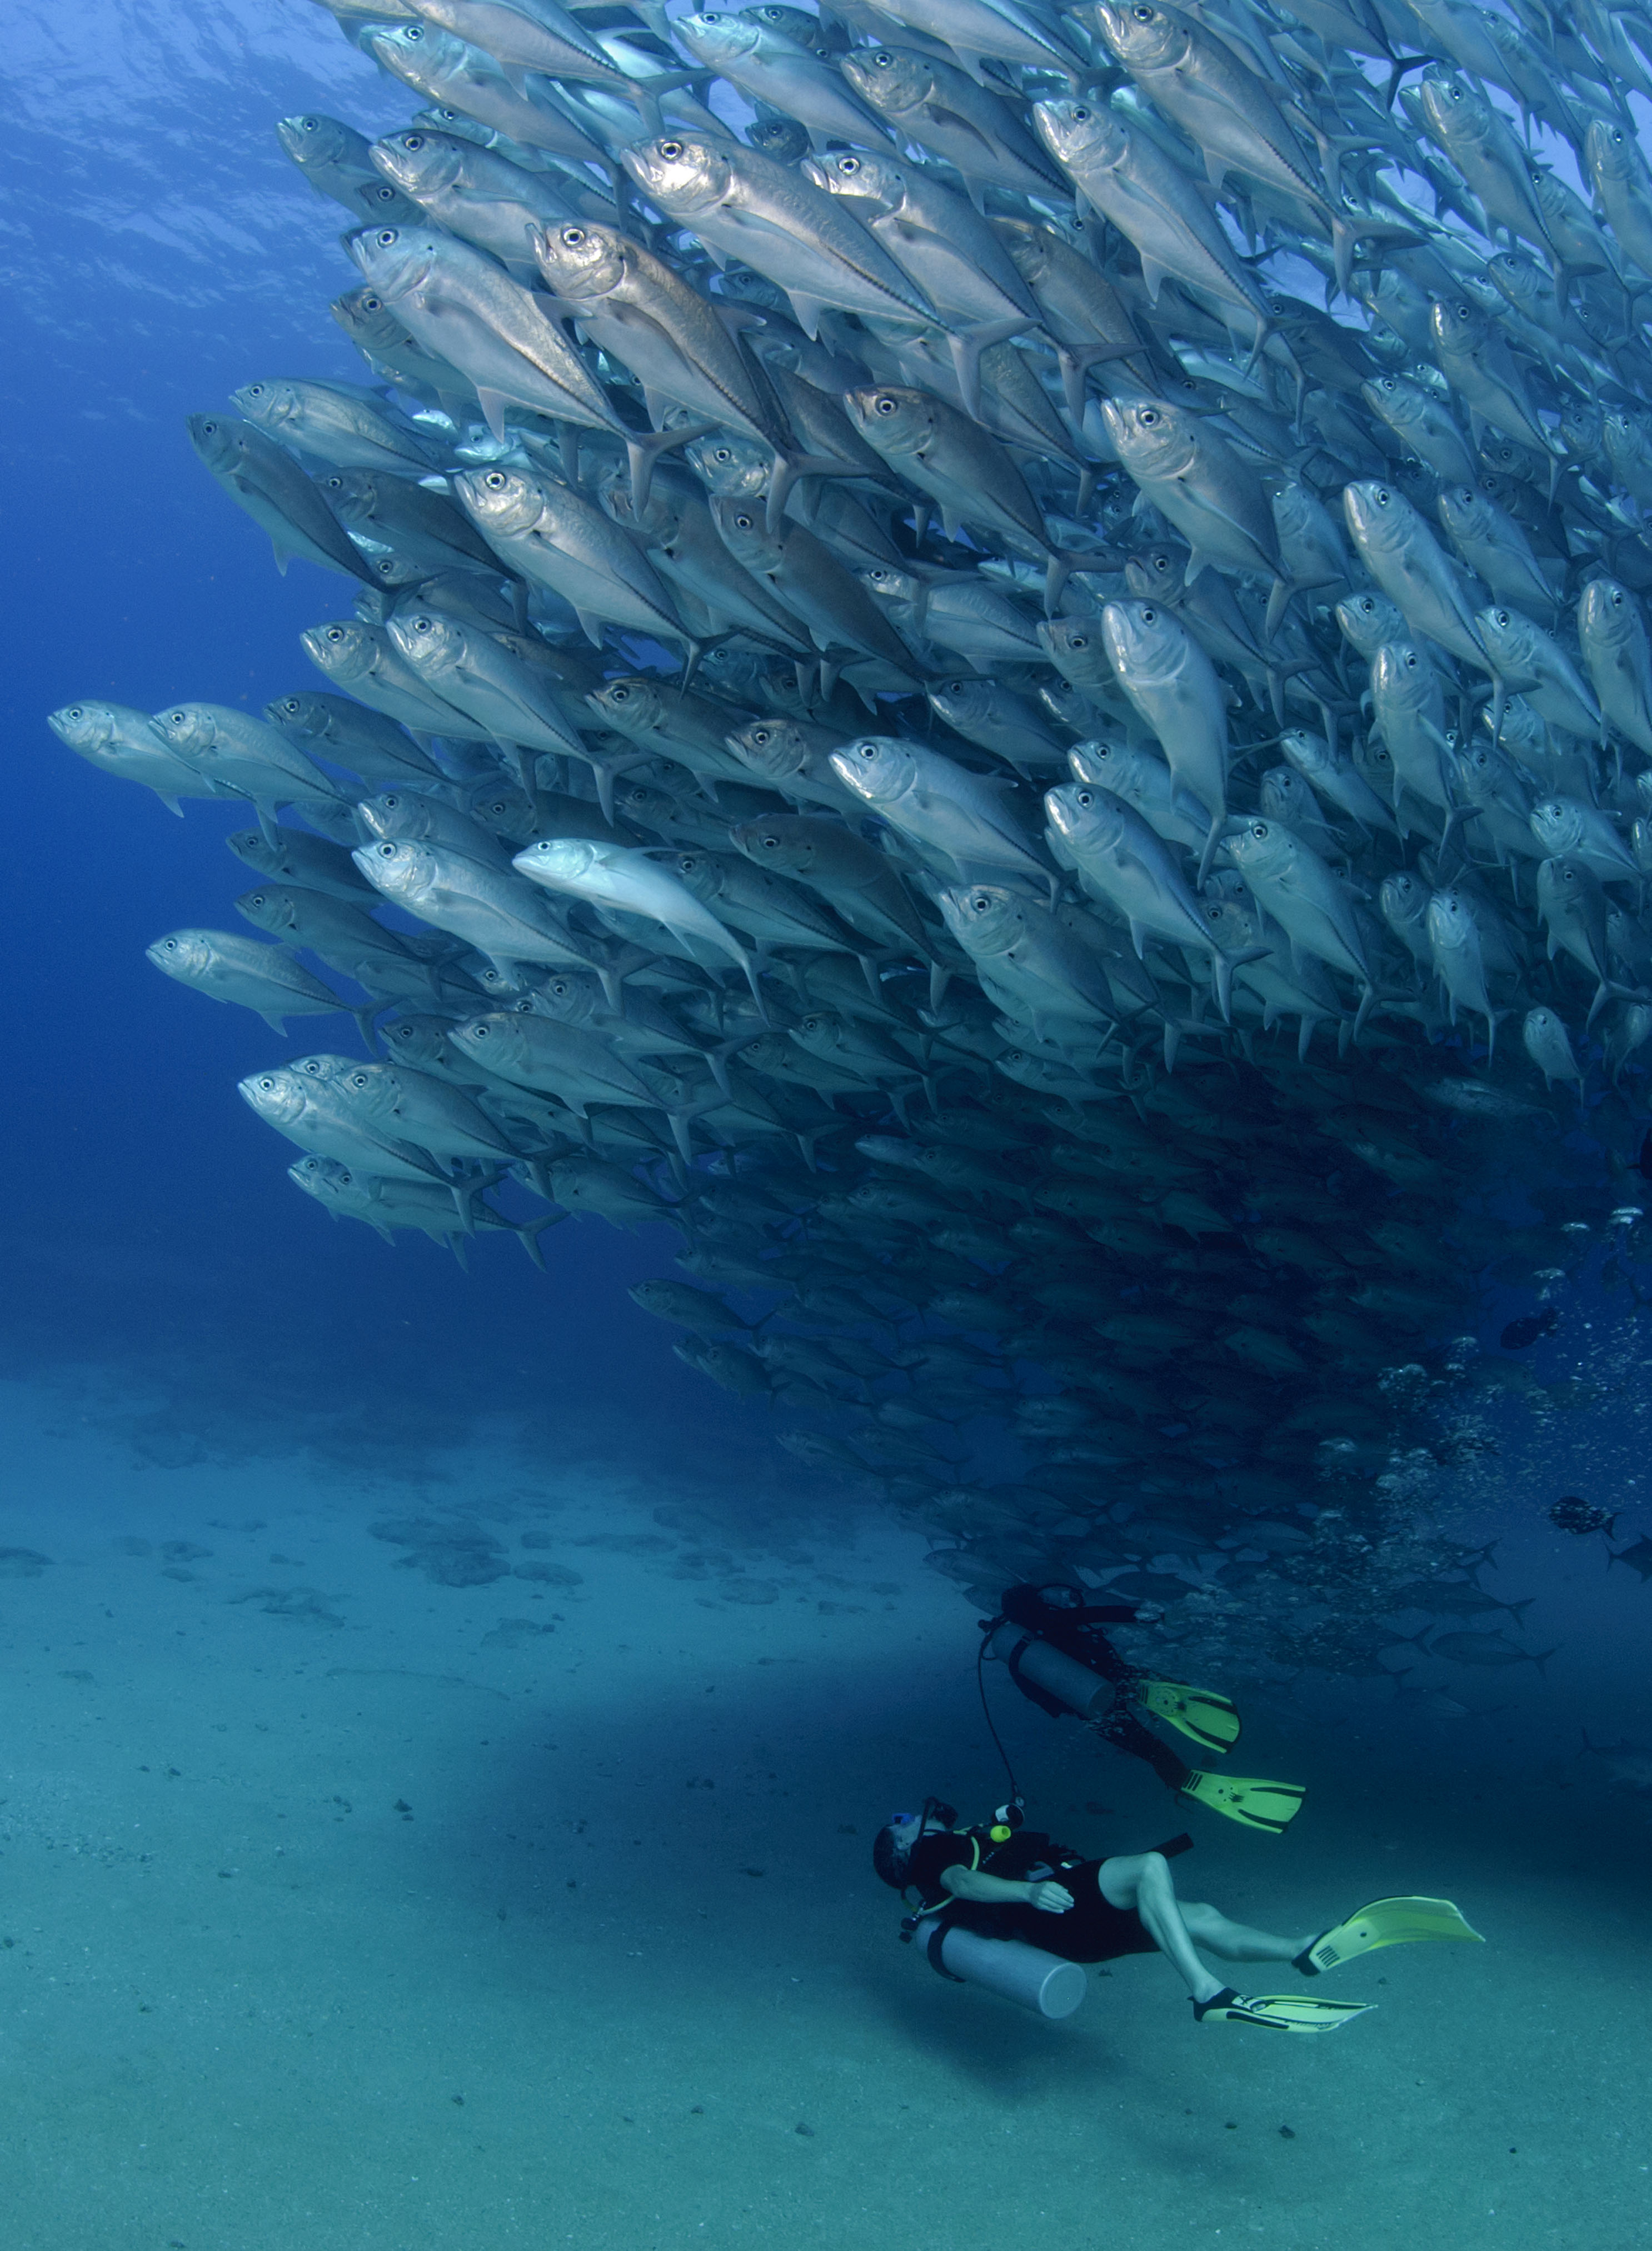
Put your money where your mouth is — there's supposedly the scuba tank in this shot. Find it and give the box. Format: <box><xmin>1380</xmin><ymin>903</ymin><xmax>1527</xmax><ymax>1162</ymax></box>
<box><xmin>909</xmin><ymin>1913</ymin><xmax>1087</xmax><ymax>2019</ymax></box>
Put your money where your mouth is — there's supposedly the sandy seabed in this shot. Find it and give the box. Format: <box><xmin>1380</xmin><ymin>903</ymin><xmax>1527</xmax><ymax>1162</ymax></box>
<box><xmin>0</xmin><ymin>1376</ymin><xmax>1645</xmax><ymax>2251</ymax></box>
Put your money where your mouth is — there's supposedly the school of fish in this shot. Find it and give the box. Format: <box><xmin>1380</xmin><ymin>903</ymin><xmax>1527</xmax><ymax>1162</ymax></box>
<box><xmin>48</xmin><ymin>0</ymin><xmax>1652</xmax><ymax>1678</ymax></box>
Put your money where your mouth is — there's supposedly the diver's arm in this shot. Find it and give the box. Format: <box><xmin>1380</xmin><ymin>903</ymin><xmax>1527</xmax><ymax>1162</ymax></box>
<box><xmin>940</xmin><ymin>1866</ymin><xmax>1074</xmax><ymax>1912</ymax></box>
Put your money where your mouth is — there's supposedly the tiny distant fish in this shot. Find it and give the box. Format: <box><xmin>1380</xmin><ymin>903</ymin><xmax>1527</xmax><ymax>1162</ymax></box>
<box><xmin>1637</xmin><ymin>1131</ymin><xmax>1652</xmax><ymax>1182</ymax></box>
<box><xmin>1546</xmin><ymin>1495</ymin><xmax>1618</xmax><ymax>1538</ymax></box>
<box><xmin>1500</xmin><ymin>1307</ymin><xmax>1560</xmax><ymax>1350</ymax></box>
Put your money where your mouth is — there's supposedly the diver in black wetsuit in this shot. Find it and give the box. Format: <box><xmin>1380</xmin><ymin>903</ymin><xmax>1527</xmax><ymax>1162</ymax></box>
<box><xmin>985</xmin><ymin>1583</ymin><xmax>1307</xmax><ymax>1835</ymax></box>
<box><xmin>872</xmin><ymin>1801</ymin><xmax>1331</xmax><ymax>2024</ymax></box>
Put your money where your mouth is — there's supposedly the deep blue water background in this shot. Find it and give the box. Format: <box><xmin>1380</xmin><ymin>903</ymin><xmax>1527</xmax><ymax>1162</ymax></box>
<box><xmin>2</xmin><ymin>0</ymin><xmax>765</xmax><ymax>1479</ymax></box>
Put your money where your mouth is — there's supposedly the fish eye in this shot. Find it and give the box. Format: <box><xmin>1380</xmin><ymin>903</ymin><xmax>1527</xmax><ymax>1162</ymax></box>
<box><xmin>376</xmin><ymin>843</ymin><xmax>396</xmax><ymax>856</ymax></box>
<box><xmin>1374</xmin><ymin>488</ymin><xmax>1390</xmax><ymax>505</ymax></box>
<box><xmin>377</xmin><ymin>229</ymin><xmax>398</xmax><ymax>246</ymax></box>
<box><xmin>561</xmin><ymin>226</ymin><xmax>585</xmax><ymax>245</ymax></box>
<box><xmin>361</xmin><ymin>292</ymin><xmax>383</xmax><ymax>311</ymax></box>
<box><xmin>367</xmin><ymin>184</ymin><xmax>396</xmax><ymax>204</ymax></box>
<box><xmin>1403</xmin><ymin>652</ymin><xmax>1418</xmax><ymax>668</ymax></box>
<box><xmin>611</xmin><ymin>684</ymin><xmax>631</xmax><ymax>701</ymax></box>
<box><xmin>1251</xmin><ymin>822</ymin><xmax>1269</xmax><ymax>838</ymax></box>
<box><xmin>402</xmin><ymin>133</ymin><xmax>423</xmax><ymax>149</ymax></box>
<box><xmin>734</xmin><ymin>512</ymin><xmax>755</xmax><ymax>530</ymax></box>
<box><xmin>1134</xmin><ymin>3</ymin><xmax>1153</xmax><ymax>16</ymax></box>
<box><xmin>1140</xmin><ymin>407</ymin><xmax>1157</xmax><ymax>424</ymax></box>
<box><xmin>838</xmin><ymin>156</ymin><xmax>859</xmax><ymax>172</ymax></box>
<box><xmin>405</xmin><ymin>21</ymin><xmax>422</xmax><ymax>35</ymax></box>
<box><xmin>485</xmin><ymin>471</ymin><xmax>506</xmax><ymax>488</ymax></box>
<box><xmin>873</xmin><ymin>49</ymin><xmax>893</xmax><ymax>64</ymax></box>
<box><xmin>1495</xmin><ymin>608</ymin><xmax>1510</xmax><ymax>624</ymax></box>
<box><xmin>1139</xmin><ymin>607</ymin><xmax>1154</xmax><ymax>624</ymax></box>
<box><xmin>874</xmin><ymin>394</ymin><xmax>897</xmax><ymax>415</ymax></box>
<box><xmin>660</xmin><ymin>140</ymin><xmax>684</xmax><ymax>158</ymax></box>
<box><xmin>1075</xmin><ymin>789</ymin><xmax>1093</xmax><ymax>806</ymax></box>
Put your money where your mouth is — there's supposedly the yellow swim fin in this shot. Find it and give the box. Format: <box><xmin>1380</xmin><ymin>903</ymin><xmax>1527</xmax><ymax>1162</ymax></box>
<box><xmin>1137</xmin><ymin>1677</ymin><xmax>1242</xmax><ymax>1754</ymax></box>
<box><xmin>1179</xmin><ymin>1771</ymin><xmax>1306</xmax><ymax>1835</ymax></box>
<box><xmin>1194</xmin><ymin>1988</ymin><xmax>1374</xmax><ymax>2033</ymax></box>
<box><xmin>1294</xmin><ymin>1896</ymin><xmax>1485</xmax><ymax>1976</ymax></box>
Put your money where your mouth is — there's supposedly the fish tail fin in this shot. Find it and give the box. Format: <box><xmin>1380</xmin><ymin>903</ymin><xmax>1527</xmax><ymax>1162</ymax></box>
<box><xmin>947</xmin><ymin>316</ymin><xmax>1033</xmax><ymax>425</ymax></box>
<box><xmin>515</xmin><ymin>1212</ymin><xmax>565</xmax><ymax>1271</ymax></box>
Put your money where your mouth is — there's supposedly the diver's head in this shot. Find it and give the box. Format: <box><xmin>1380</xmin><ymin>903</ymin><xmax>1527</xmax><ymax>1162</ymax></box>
<box><xmin>872</xmin><ymin>1798</ymin><xmax>956</xmax><ymax>1889</ymax></box>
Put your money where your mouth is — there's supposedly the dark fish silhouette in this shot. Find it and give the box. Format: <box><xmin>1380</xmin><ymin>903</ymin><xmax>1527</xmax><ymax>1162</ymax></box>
<box><xmin>1609</xmin><ymin>1536</ymin><xmax>1652</xmax><ymax>1584</ymax></box>
<box><xmin>1500</xmin><ymin>1307</ymin><xmax>1560</xmax><ymax>1351</ymax></box>
<box><xmin>1546</xmin><ymin>1496</ymin><xmax>1618</xmax><ymax>1538</ymax></box>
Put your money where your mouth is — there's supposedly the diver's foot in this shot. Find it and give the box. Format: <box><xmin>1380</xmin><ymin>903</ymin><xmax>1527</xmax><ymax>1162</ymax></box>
<box><xmin>1191</xmin><ymin>1985</ymin><xmax>1241</xmax><ymax>2022</ymax></box>
<box><xmin>1194</xmin><ymin>1988</ymin><xmax>1375</xmax><ymax>2032</ymax></box>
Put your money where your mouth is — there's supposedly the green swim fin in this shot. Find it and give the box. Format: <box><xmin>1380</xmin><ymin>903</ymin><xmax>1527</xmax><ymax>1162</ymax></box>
<box><xmin>1138</xmin><ymin>1678</ymin><xmax>1242</xmax><ymax>1754</ymax></box>
<box><xmin>1179</xmin><ymin>1771</ymin><xmax>1305</xmax><ymax>1835</ymax></box>
<box><xmin>1194</xmin><ymin>1987</ymin><xmax>1374</xmax><ymax>2033</ymax></box>
<box><xmin>1294</xmin><ymin>1896</ymin><xmax>1485</xmax><ymax>1976</ymax></box>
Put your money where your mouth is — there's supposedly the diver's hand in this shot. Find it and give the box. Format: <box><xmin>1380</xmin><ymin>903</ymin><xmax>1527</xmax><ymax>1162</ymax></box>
<box><xmin>1025</xmin><ymin>1880</ymin><xmax>1074</xmax><ymax>1914</ymax></box>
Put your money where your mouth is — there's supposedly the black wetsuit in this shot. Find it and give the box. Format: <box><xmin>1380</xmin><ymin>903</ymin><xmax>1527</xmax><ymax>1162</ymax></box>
<box><xmin>995</xmin><ymin>1583</ymin><xmax>1194</xmax><ymax>1795</ymax></box>
<box><xmin>907</xmin><ymin>1825</ymin><xmax>1158</xmax><ymax>1965</ymax></box>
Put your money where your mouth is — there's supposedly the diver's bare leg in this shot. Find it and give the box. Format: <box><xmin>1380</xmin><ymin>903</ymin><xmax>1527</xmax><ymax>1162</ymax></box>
<box><xmin>1177</xmin><ymin>1901</ymin><xmax>1316</xmax><ymax>1964</ymax></box>
<box><xmin>1097</xmin><ymin>1851</ymin><xmax>1228</xmax><ymax>2003</ymax></box>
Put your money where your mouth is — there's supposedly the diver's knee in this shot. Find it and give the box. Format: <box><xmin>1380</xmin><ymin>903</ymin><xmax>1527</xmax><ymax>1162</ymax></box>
<box><xmin>1137</xmin><ymin>1850</ymin><xmax>1172</xmax><ymax>1894</ymax></box>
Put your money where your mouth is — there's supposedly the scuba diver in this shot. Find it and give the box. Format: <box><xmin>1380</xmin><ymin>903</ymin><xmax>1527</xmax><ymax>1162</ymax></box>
<box><xmin>873</xmin><ymin>1799</ymin><xmax>1482</xmax><ymax>2030</ymax></box>
<box><xmin>869</xmin><ymin>1585</ymin><xmax>1483</xmax><ymax>2028</ymax></box>
<box><xmin>984</xmin><ymin>1583</ymin><xmax>1308</xmax><ymax>1834</ymax></box>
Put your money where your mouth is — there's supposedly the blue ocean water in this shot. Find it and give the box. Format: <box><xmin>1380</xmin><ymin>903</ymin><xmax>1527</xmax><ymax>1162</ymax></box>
<box><xmin>3</xmin><ymin>1</ymin><xmax>773</xmax><ymax>1488</ymax></box>
<box><xmin>5</xmin><ymin>7</ymin><xmax>1652</xmax><ymax>2247</ymax></box>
